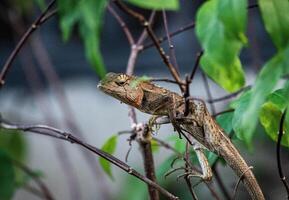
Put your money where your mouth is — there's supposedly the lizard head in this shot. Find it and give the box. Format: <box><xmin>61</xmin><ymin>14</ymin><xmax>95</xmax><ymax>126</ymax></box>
<box><xmin>97</xmin><ymin>72</ymin><xmax>144</xmax><ymax>108</ymax></box>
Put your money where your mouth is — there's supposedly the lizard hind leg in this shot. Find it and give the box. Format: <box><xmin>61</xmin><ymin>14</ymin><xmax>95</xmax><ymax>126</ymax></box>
<box><xmin>187</xmin><ymin>142</ymin><xmax>213</xmax><ymax>182</ymax></box>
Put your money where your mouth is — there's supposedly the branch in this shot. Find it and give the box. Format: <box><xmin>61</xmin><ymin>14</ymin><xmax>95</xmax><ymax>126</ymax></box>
<box><xmin>107</xmin><ymin>3</ymin><xmax>135</xmax><ymax>45</ymax></box>
<box><xmin>276</xmin><ymin>109</ymin><xmax>289</xmax><ymax>198</ymax></box>
<box><xmin>8</xmin><ymin>13</ymin><xmax>83</xmax><ymax>200</ymax></box>
<box><xmin>207</xmin><ymin>86</ymin><xmax>251</xmax><ymax>104</ymax></box>
<box><xmin>143</xmin><ymin>21</ymin><xmax>195</xmax><ymax>50</ymax></box>
<box><xmin>162</xmin><ymin>10</ymin><xmax>180</xmax><ymax>74</ymax></box>
<box><xmin>13</xmin><ymin>160</ymin><xmax>54</xmax><ymax>200</ymax></box>
<box><xmin>0</xmin><ymin>0</ymin><xmax>56</xmax><ymax>88</ymax></box>
<box><xmin>0</xmin><ymin>117</ymin><xmax>179</xmax><ymax>200</ymax></box>
<box><xmin>142</xmin><ymin>3</ymin><xmax>258</xmax><ymax>51</ymax></box>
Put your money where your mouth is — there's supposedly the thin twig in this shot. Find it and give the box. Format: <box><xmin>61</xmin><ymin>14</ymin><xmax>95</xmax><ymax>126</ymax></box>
<box><xmin>201</xmin><ymin>72</ymin><xmax>216</xmax><ymax>115</ymax></box>
<box><xmin>23</xmin><ymin>185</ymin><xmax>48</xmax><ymax>199</ymax></box>
<box><xmin>9</xmin><ymin>13</ymin><xmax>82</xmax><ymax>200</ymax></box>
<box><xmin>162</xmin><ymin>10</ymin><xmax>180</xmax><ymax>74</ymax></box>
<box><xmin>30</xmin><ymin>31</ymin><xmax>111</xmax><ymax>198</ymax></box>
<box><xmin>143</xmin><ymin>21</ymin><xmax>196</xmax><ymax>50</ymax></box>
<box><xmin>213</xmin><ymin>109</ymin><xmax>235</xmax><ymax>118</ymax></box>
<box><xmin>107</xmin><ymin>3</ymin><xmax>135</xmax><ymax>45</ymax></box>
<box><xmin>150</xmin><ymin>78</ymin><xmax>185</xmax><ymax>85</ymax></box>
<box><xmin>189</xmin><ymin>51</ymin><xmax>203</xmax><ymax>81</ymax></box>
<box><xmin>232</xmin><ymin>166</ymin><xmax>253</xmax><ymax>200</ymax></box>
<box><xmin>152</xmin><ymin>137</ymin><xmax>181</xmax><ymax>155</ymax></box>
<box><xmin>208</xmin><ymin>86</ymin><xmax>251</xmax><ymax>104</ymax></box>
<box><xmin>143</xmin><ymin>3</ymin><xmax>258</xmax><ymax>51</ymax></box>
<box><xmin>184</xmin><ymin>141</ymin><xmax>199</xmax><ymax>200</ymax></box>
<box><xmin>13</xmin><ymin>160</ymin><xmax>54</xmax><ymax>200</ymax></box>
<box><xmin>276</xmin><ymin>109</ymin><xmax>289</xmax><ymax>198</ymax></box>
<box><xmin>117</xmin><ymin>8</ymin><xmax>160</xmax><ymax>199</ymax></box>
<box><xmin>0</xmin><ymin>0</ymin><xmax>56</xmax><ymax>88</ymax></box>
<box><xmin>0</xmin><ymin>118</ymin><xmax>179</xmax><ymax>200</ymax></box>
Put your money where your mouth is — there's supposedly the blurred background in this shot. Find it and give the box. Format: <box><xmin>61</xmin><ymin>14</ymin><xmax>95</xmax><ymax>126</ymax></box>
<box><xmin>0</xmin><ymin>0</ymin><xmax>288</xmax><ymax>199</ymax></box>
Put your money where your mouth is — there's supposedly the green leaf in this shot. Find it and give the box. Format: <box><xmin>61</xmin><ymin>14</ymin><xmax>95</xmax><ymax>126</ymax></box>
<box><xmin>58</xmin><ymin>0</ymin><xmax>107</xmax><ymax>78</ymax></box>
<box><xmin>0</xmin><ymin>150</ymin><xmax>15</xmax><ymax>200</ymax></box>
<box><xmin>259</xmin><ymin>83</ymin><xmax>289</xmax><ymax>147</ymax></box>
<box><xmin>126</xmin><ymin>0</ymin><xmax>179</xmax><ymax>10</ymax></box>
<box><xmin>99</xmin><ymin>135</ymin><xmax>118</xmax><ymax>179</ymax></box>
<box><xmin>258</xmin><ymin>0</ymin><xmax>289</xmax><ymax>50</ymax></box>
<box><xmin>0</xmin><ymin>130</ymin><xmax>26</xmax><ymax>162</ymax></box>
<box><xmin>232</xmin><ymin>52</ymin><xmax>285</xmax><ymax>145</ymax></box>
<box><xmin>196</xmin><ymin>0</ymin><xmax>247</xmax><ymax>92</ymax></box>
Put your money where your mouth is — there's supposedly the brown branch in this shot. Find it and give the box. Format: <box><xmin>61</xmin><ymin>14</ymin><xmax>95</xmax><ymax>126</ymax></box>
<box><xmin>201</xmin><ymin>72</ymin><xmax>216</xmax><ymax>115</ymax></box>
<box><xmin>0</xmin><ymin>118</ymin><xmax>179</xmax><ymax>200</ymax></box>
<box><xmin>107</xmin><ymin>3</ymin><xmax>135</xmax><ymax>45</ymax></box>
<box><xmin>150</xmin><ymin>78</ymin><xmax>185</xmax><ymax>85</ymax></box>
<box><xmin>184</xmin><ymin>141</ymin><xmax>199</xmax><ymax>200</ymax></box>
<box><xmin>142</xmin><ymin>3</ymin><xmax>258</xmax><ymax>51</ymax></box>
<box><xmin>189</xmin><ymin>51</ymin><xmax>203</xmax><ymax>81</ymax></box>
<box><xmin>113</xmin><ymin>8</ymin><xmax>160</xmax><ymax>199</ymax></box>
<box><xmin>0</xmin><ymin>0</ymin><xmax>56</xmax><ymax>88</ymax></box>
<box><xmin>143</xmin><ymin>21</ymin><xmax>196</xmax><ymax>50</ymax></box>
<box><xmin>213</xmin><ymin>109</ymin><xmax>235</xmax><ymax>118</ymax></box>
<box><xmin>152</xmin><ymin>137</ymin><xmax>181</xmax><ymax>155</ymax></box>
<box><xmin>162</xmin><ymin>10</ymin><xmax>180</xmax><ymax>74</ymax></box>
<box><xmin>276</xmin><ymin>109</ymin><xmax>289</xmax><ymax>198</ymax></box>
<box><xmin>28</xmin><ymin>31</ymin><xmax>111</xmax><ymax>198</ymax></box>
<box><xmin>23</xmin><ymin>185</ymin><xmax>49</xmax><ymax>200</ymax></box>
<box><xmin>13</xmin><ymin>160</ymin><xmax>54</xmax><ymax>200</ymax></box>
<box><xmin>208</xmin><ymin>86</ymin><xmax>251</xmax><ymax>104</ymax></box>
<box><xmin>232</xmin><ymin>166</ymin><xmax>253</xmax><ymax>200</ymax></box>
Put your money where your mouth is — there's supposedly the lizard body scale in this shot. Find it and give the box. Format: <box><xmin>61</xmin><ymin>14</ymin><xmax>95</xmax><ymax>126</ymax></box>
<box><xmin>98</xmin><ymin>73</ymin><xmax>265</xmax><ymax>200</ymax></box>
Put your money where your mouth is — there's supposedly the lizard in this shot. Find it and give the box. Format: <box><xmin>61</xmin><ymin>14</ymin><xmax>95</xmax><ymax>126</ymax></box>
<box><xmin>98</xmin><ymin>72</ymin><xmax>265</xmax><ymax>200</ymax></box>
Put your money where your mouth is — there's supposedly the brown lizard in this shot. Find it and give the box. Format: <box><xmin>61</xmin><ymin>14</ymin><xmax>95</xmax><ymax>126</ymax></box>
<box><xmin>98</xmin><ymin>72</ymin><xmax>265</xmax><ymax>200</ymax></box>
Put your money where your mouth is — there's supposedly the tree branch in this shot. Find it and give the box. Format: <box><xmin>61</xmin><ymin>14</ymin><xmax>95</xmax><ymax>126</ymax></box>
<box><xmin>0</xmin><ymin>117</ymin><xmax>179</xmax><ymax>200</ymax></box>
<box><xmin>0</xmin><ymin>0</ymin><xmax>56</xmax><ymax>88</ymax></box>
<box><xmin>13</xmin><ymin>160</ymin><xmax>54</xmax><ymax>200</ymax></box>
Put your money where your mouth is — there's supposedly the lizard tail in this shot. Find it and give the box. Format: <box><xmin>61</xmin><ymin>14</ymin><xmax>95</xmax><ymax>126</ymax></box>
<box><xmin>219</xmin><ymin>140</ymin><xmax>265</xmax><ymax>200</ymax></box>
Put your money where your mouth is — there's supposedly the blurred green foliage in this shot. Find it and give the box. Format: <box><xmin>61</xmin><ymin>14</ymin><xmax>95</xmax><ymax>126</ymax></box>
<box><xmin>0</xmin><ymin>130</ymin><xmax>27</xmax><ymax>200</ymax></box>
<box><xmin>0</xmin><ymin>150</ymin><xmax>15</xmax><ymax>200</ymax></box>
<box><xmin>231</xmin><ymin>0</ymin><xmax>289</xmax><ymax>146</ymax></box>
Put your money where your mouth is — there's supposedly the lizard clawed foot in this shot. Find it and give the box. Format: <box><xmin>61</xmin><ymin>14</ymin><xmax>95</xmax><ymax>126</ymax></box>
<box><xmin>164</xmin><ymin>167</ymin><xmax>186</xmax><ymax>179</ymax></box>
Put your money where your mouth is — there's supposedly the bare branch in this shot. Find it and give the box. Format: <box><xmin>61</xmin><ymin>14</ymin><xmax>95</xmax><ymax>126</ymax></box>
<box><xmin>0</xmin><ymin>0</ymin><xmax>56</xmax><ymax>88</ymax></box>
<box><xmin>208</xmin><ymin>86</ymin><xmax>251</xmax><ymax>104</ymax></box>
<box><xmin>0</xmin><ymin>117</ymin><xmax>179</xmax><ymax>200</ymax></box>
<box><xmin>143</xmin><ymin>21</ymin><xmax>195</xmax><ymax>50</ymax></box>
<box><xmin>107</xmin><ymin>3</ymin><xmax>135</xmax><ymax>45</ymax></box>
<box><xmin>162</xmin><ymin>10</ymin><xmax>180</xmax><ymax>74</ymax></box>
<box><xmin>13</xmin><ymin>160</ymin><xmax>54</xmax><ymax>200</ymax></box>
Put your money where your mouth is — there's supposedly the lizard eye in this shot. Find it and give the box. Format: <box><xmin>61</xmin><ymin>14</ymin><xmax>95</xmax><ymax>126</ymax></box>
<box><xmin>115</xmin><ymin>74</ymin><xmax>128</xmax><ymax>86</ymax></box>
<box><xmin>115</xmin><ymin>80</ymin><xmax>126</xmax><ymax>86</ymax></box>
